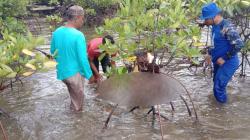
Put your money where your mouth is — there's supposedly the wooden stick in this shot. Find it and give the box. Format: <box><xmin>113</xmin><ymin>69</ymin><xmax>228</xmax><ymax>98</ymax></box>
<box><xmin>180</xmin><ymin>95</ymin><xmax>192</xmax><ymax>117</ymax></box>
<box><xmin>157</xmin><ymin>105</ymin><xmax>164</xmax><ymax>140</ymax></box>
<box><xmin>0</xmin><ymin>121</ymin><xmax>8</xmax><ymax>140</ymax></box>
<box><xmin>103</xmin><ymin>104</ymin><xmax>118</xmax><ymax>129</ymax></box>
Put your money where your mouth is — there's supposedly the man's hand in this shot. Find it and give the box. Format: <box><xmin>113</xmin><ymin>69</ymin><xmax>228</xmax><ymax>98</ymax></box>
<box><xmin>88</xmin><ymin>76</ymin><xmax>96</xmax><ymax>84</ymax></box>
<box><xmin>95</xmin><ymin>73</ymin><xmax>103</xmax><ymax>83</ymax></box>
<box><xmin>216</xmin><ymin>57</ymin><xmax>225</xmax><ymax>66</ymax></box>
<box><xmin>204</xmin><ymin>54</ymin><xmax>212</xmax><ymax>65</ymax></box>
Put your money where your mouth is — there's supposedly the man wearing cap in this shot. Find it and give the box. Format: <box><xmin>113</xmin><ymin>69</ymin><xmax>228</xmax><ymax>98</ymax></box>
<box><xmin>87</xmin><ymin>35</ymin><xmax>115</xmax><ymax>82</ymax></box>
<box><xmin>200</xmin><ymin>2</ymin><xmax>244</xmax><ymax>103</ymax></box>
<box><xmin>50</xmin><ymin>5</ymin><xmax>95</xmax><ymax>111</ymax></box>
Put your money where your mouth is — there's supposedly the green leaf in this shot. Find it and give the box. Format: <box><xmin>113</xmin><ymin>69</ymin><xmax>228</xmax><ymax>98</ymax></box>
<box><xmin>98</xmin><ymin>53</ymin><xmax>107</xmax><ymax>61</ymax></box>
<box><xmin>170</xmin><ymin>22</ymin><xmax>180</xmax><ymax>29</ymax></box>
<box><xmin>52</xmin><ymin>49</ymin><xmax>58</xmax><ymax>58</ymax></box>
<box><xmin>43</xmin><ymin>61</ymin><xmax>57</xmax><ymax>68</ymax></box>
<box><xmin>0</xmin><ymin>63</ymin><xmax>15</xmax><ymax>78</ymax></box>
<box><xmin>9</xmin><ymin>35</ymin><xmax>17</xmax><ymax>43</ymax></box>
<box><xmin>191</xmin><ymin>58</ymin><xmax>200</xmax><ymax>65</ymax></box>
<box><xmin>124</xmin><ymin>23</ymin><xmax>131</xmax><ymax>35</ymax></box>
<box><xmin>0</xmin><ymin>63</ymin><xmax>14</xmax><ymax>73</ymax></box>
<box><xmin>117</xmin><ymin>67</ymin><xmax>127</xmax><ymax>75</ymax></box>
<box><xmin>241</xmin><ymin>1</ymin><xmax>250</xmax><ymax>7</ymax></box>
<box><xmin>6</xmin><ymin>72</ymin><xmax>17</xmax><ymax>78</ymax></box>
<box><xmin>95</xmin><ymin>27</ymin><xmax>104</xmax><ymax>35</ymax></box>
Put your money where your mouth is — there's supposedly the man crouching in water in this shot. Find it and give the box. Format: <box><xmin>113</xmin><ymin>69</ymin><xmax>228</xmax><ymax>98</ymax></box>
<box><xmin>87</xmin><ymin>35</ymin><xmax>115</xmax><ymax>82</ymax></box>
<box><xmin>50</xmin><ymin>5</ymin><xmax>95</xmax><ymax>111</ymax></box>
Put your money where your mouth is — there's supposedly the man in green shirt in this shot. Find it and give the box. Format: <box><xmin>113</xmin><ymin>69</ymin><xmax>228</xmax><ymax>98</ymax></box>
<box><xmin>50</xmin><ymin>5</ymin><xmax>94</xmax><ymax>111</ymax></box>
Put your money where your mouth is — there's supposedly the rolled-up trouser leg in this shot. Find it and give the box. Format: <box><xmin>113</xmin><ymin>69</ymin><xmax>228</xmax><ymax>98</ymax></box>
<box><xmin>63</xmin><ymin>73</ymin><xmax>84</xmax><ymax>111</ymax></box>
<box><xmin>213</xmin><ymin>56</ymin><xmax>239</xmax><ymax>103</ymax></box>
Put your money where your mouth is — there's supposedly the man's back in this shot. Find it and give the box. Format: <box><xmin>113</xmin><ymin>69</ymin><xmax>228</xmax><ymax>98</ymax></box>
<box><xmin>50</xmin><ymin>26</ymin><xmax>92</xmax><ymax>80</ymax></box>
<box><xmin>87</xmin><ymin>38</ymin><xmax>103</xmax><ymax>59</ymax></box>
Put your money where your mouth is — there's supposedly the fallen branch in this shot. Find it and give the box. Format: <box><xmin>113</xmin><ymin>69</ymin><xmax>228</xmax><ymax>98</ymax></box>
<box><xmin>0</xmin><ymin>121</ymin><xmax>8</xmax><ymax>140</ymax></box>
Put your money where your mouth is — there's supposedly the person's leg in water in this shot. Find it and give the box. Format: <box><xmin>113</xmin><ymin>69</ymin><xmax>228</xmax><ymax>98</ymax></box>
<box><xmin>100</xmin><ymin>53</ymin><xmax>111</xmax><ymax>73</ymax></box>
<box><xmin>63</xmin><ymin>73</ymin><xmax>84</xmax><ymax>111</ymax></box>
<box><xmin>213</xmin><ymin>56</ymin><xmax>239</xmax><ymax>103</ymax></box>
<box><xmin>93</xmin><ymin>57</ymin><xmax>100</xmax><ymax>72</ymax></box>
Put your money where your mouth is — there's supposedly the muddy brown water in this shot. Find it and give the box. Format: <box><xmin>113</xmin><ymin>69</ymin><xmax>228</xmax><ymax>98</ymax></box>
<box><xmin>1</xmin><ymin>67</ymin><xmax>249</xmax><ymax>140</ymax></box>
<box><xmin>0</xmin><ymin>25</ymin><xmax>250</xmax><ymax>140</ymax></box>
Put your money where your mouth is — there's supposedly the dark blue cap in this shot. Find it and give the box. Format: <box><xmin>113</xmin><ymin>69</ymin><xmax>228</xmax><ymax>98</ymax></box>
<box><xmin>200</xmin><ymin>2</ymin><xmax>221</xmax><ymax>20</ymax></box>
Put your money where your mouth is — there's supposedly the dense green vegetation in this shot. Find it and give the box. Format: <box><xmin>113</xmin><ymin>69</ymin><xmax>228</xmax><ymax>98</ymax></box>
<box><xmin>0</xmin><ymin>0</ymin><xmax>29</xmax><ymax>34</ymax></box>
<box><xmin>0</xmin><ymin>0</ymin><xmax>249</xmax><ymax>90</ymax></box>
<box><xmin>97</xmin><ymin>0</ymin><xmax>249</xmax><ymax>75</ymax></box>
<box><xmin>0</xmin><ymin>0</ymin><xmax>56</xmax><ymax>91</ymax></box>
